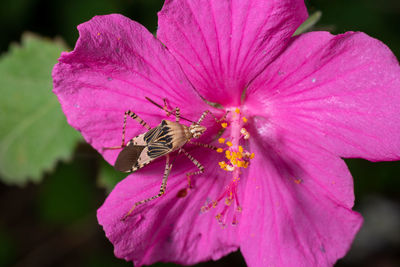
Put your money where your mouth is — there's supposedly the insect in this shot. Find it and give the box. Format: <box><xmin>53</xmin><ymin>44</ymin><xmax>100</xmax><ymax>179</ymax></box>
<box><xmin>104</xmin><ymin>97</ymin><xmax>223</xmax><ymax>220</ymax></box>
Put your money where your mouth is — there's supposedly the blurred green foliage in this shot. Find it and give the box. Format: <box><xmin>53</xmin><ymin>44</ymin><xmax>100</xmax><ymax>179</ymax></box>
<box><xmin>346</xmin><ymin>159</ymin><xmax>400</xmax><ymax>201</ymax></box>
<box><xmin>0</xmin><ymin>227</ymin><xmax>16</xmax><ymax>266</ymax></box>
<box><xmin>309</xmin><ymin>0</ymin><xmax>400</xmax><ymax>57</ymax></box>
<box><xmin>0</xmin><ymin>34</ymin><xmax>81</xmax><ymax>185</ymax></box>
<box><xmin>36</xmin><ymin>159</ymin><xmax>95</xmax><ymax>225</ymax></box>
<box><xmin>97</xmin><ymin>159</ymin><xmax>127</xmax><ymax>193</ymax></box>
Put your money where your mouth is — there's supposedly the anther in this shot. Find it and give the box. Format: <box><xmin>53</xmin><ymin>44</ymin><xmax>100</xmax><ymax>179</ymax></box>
<box><xmin>219</xmin><ymin>161</ymin><xmax>227</xmax><ymax>169</ymax></box>
<box><xmin>240</xmin><ymin>127</ymin><xmax>250</xmax><ymax>139</ymax></box>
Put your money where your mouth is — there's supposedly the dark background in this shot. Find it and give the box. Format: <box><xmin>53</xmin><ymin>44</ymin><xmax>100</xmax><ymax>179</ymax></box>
<box><xmin>1</xmin><ymin>0</ymin><xmax>399</xmax><ymax>266</ymax></box>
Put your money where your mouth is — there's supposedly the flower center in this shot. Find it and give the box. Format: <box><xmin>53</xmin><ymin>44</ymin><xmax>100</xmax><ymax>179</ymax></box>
<box><xmin>201</xmin><ymin>108</ymin><xmax>254</xmax><ymax>226</ymax></box>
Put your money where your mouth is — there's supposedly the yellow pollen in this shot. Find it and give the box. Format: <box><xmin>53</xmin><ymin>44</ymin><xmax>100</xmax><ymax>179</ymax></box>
<box><xmin>230</xmin><ymin>158</ymin><xmax>238</xmax><ymax>166</ymax></box>
<box><xmin>226</xmin><ymin>141</ymin><xmax>233</xmax><ymax>147</ymax></box>
<box><xmin>238</xmin><ymin>146</ymin><xmax>244</xmax><ymax>153</ymax></box>
<box><xmin>242</xmin><ymin>117</ymin><xmax>248</xmax><ymax>123</ymax></box>
<box><xmin>250</xmin><ymin>153</ymin><xmax>255</xmax><ymax>159</ymax></box>
<box><xmin>218</xmin><ymin>137</ymin><xmax>225</xmax><ymax>144</ymax></box>
<box><xmin>221</xmin><ymin>122</ymin><xmax>228</xmax><ymax>128</ymax></box>
<box><xmin>216</xmin><ymin>148</ymin><xmax>224</xmax><ymax>153</ymax></box>
<box><xmin>219</xmin><ymin>161</ymin><xmax>227</xmax><ymax>169</ymax></box>
<box><xmin>235</xmin><ymin>108</ymin><xmax>240</xmax><ymax>114</ymax></box>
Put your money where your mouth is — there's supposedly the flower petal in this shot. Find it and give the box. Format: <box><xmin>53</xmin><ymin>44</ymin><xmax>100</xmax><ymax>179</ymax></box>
<box><xmin>246</xmin><ymin>31</ymin><xmax>400</xmax><ymax>161</ymax></box>
<box><xmin>52</xmin><ymin>14</ymin><xmax>209</xmax><ymax>164</ymax></box>
<box><xmin>97</xmin><ymin>150</ymin><xmax>240</xmax><ymax>266</ymax></box>
<box><xmin>157</xmin><ymin>0</ymin><xmax>307</xmax><ymax>105</ymax></box>
<box><xmin>239</xmin><ymin>132</ymin><xmax>362</xmax><ymax>267</ymax></box>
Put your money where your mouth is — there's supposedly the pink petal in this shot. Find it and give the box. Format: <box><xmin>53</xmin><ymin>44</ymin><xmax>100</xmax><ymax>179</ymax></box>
<box><xmin>97</xmin><ymin>149</ymin><xmax>240</xmax><ymax>266</ymax></box>
<box><xmin>246</xmin><ymin>31</ymin><xmax>400</xmax><ymax>162</ymax></box>
<box><xmin>52</xmin><ymin>14</ymin><xmax>210</xmax><ymax>164</ymax></box>
<box><xmin>157</xmin><ymin>0</ymin><xmax>307</xmax><ymax>105</ymax></box>
<box><xmin>239</xmin><ymin>132</ymin><xmax>362</xmax><ymax>267</ymax></box>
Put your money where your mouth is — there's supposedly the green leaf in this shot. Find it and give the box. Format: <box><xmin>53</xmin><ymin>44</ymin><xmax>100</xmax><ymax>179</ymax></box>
<box><xmin>0</xmin><ymin>33</ymin><xmax>81</xmax><ymax>185</ymax></box>
<box><xmin>293</xmin><ymin>11</ymin><xmax>322</xmax><ymax>36</ymax></box>
<box><xmin>0</xmin><ymin>227</ymin><xmax>16</xmax><ymax>266</ymax></box>
<box><xmin>97</xmin><ymin>159</ymin><xmax>126</xmax><ymax>193</ymax></box>
<box><xmin>36</xmin><ymin>159</ymin><xmax>95</xmax><ymax>225</ymax></box>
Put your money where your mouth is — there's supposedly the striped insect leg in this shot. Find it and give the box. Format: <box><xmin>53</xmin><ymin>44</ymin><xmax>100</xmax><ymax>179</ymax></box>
<box><xmin>196</xmin><ymin>110</ymin><xmax>210</xmax><ymax>125</ymax></box>
<box><xmin>176</xmin><ymin>148</ymin><xmax>204</xmax><ymax>198</ymax></box>
<box><xmin>174</xmin><ymin>107</ymin><xmax>180</xmax><ymax>123</ymax></box>
<box><xmin>189</xmin><ymin>141</ymin><xmax>220</xmax><ymax>151</ymax></box>
<box><xmin>161</xmin><ymin>98</ymin><xmax>180</xmax><ymax>122</ymax></box>
<box><xmin>196</xmin><ymin>110</ymin><xmax>226</xmax><ymax>125</ymax></box>
<box><xmin>104</xmin><ymin>110</ymin><xmax>151</xmax><ymax>150</ymax></box>
<box><xmin>121</xmin><ymin>154</ymin><xmax>172</xmax><ymax>221</ymax></box>
<box><xmin>145</xmin><ymin>97</ymin><xmax>175</xmax><ymax>117</ymax></box>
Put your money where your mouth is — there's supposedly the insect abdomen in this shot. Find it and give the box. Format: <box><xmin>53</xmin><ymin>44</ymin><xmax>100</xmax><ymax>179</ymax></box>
<box><xmin>114</xmin><ymin>143</ymin><xmax>146</xmax><ymax>172</ymax></box>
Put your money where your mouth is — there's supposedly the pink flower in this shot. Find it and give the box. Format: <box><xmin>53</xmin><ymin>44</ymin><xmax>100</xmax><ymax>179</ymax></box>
<box><xmin>52</xmin><ymin>0</ymin><xmax>400</xmax><ymax>266</ymax></box>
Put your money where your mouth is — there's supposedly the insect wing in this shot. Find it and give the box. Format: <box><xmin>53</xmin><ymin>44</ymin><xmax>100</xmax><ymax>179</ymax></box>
<box><xmin>114</xmin><ymin>121</ymin><xmax>174</xmax><ymax>173</ymax></box>
<box><xmin>114</xmin><ymin>143</ymin><xmax>146</xmax><ymax>172</ymax></box>
<box><xmin>145</xmin><ymin>121</ymin><xmax>173</xmax><ymax>158</ymax></box>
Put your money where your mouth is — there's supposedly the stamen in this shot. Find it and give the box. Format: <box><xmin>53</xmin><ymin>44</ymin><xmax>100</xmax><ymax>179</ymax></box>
<box><xmin>240</xmin><ymin>127</ymin><xmax>250</xmax><ymax>139</ymax></box>
<box><xmin>219</xmin><ymin>161</ymin><xmax>227</xmax><ymax>169</ymax></box>
<box><xmin>202</xmin><ymin>107</ymin><xmax>255</xmax><ymax>226</ymax></box>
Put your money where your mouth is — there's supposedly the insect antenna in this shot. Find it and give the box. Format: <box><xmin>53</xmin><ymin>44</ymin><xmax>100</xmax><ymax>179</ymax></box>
<box><xmin>145</xmin><ymin>97</ymin><xmax>195</xmax><ymax>123</ymax></box>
